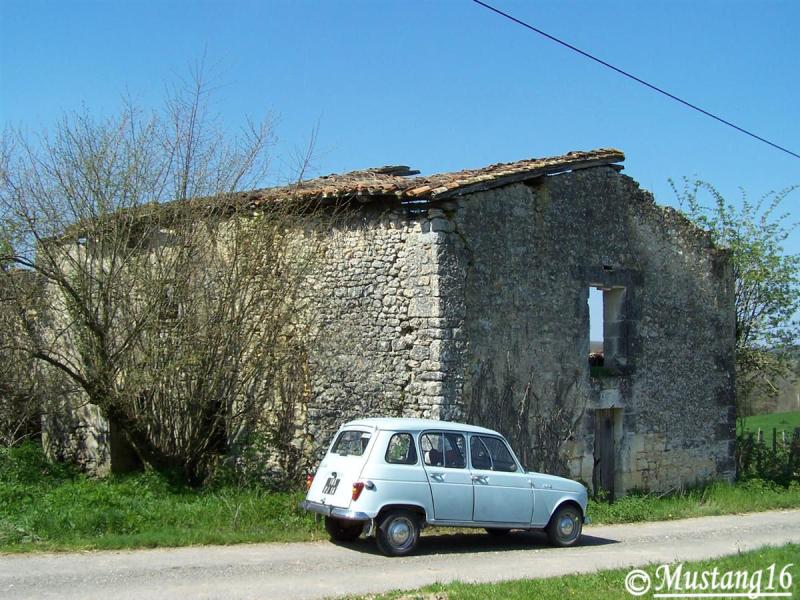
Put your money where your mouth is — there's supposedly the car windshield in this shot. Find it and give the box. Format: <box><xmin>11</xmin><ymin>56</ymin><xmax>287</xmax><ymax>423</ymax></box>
<box><xmin>331</xmin><ymin>430</ymin><xmax>371</xmax><ymax>456</ymax></box>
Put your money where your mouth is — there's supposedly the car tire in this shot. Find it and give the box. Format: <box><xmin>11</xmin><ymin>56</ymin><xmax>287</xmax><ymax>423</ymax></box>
<box><xmin>324</xmin><ymin>516</ymin><xmax>362</xmax><ymax>542</ymax></box>
<box><xmin>485</xmin><ymin>528</ymin><xmax>511</xmax><ymax>536</ymax></box>
<box><xmin>376</xmin><ymin>509</ymin><xmax>420</xmax><ymax>556</ymax></box>
<box><xmin>546</xmin><ymin>504</ymin><xmax>583</xmax><ymax>547</ymax></box>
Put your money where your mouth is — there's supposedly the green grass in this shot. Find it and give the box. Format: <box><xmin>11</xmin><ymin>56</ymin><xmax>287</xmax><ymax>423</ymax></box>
<box><xmin>1</xmin><ymin>443</ymin><xmax>799</xmax><ymax>553</ymax></box>
<box><xmin>361</xmin><ymin>544</ymin><xmax>800</xmax><ymax>599</ymax></box>
<box><xmin>587</xmin><ymin>478</ymin><xmax>800</xmax><ymax>524</ymax></box>
<box><xmin>741</xmin><ymin>410</ymin><xmax>800</xmax><ymax>435</ymax></box>
<box><xmin>0</xmin><ymin>443</ymin><xmax>324</xmax><ymax>552</ymax></box>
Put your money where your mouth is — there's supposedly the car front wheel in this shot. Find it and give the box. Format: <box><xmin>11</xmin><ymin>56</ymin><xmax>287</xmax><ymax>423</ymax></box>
<box><xmin>376</xmin><ymin>509</ymin><xmax>420</xmax><ymax>556</ymax></box>
<box><xmin>324</xmin><ymin>516</ymin><xmax>362</xmax><ymax>542</ymax></box>
<box><xmin>546</xmin><ymin>504</ymin><xmax>583</xmax><ymax>547</ymax></box>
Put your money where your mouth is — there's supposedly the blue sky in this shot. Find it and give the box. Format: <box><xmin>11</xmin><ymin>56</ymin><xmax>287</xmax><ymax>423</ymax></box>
<box><xmin>2</xmin><ymin>0</ymin><xmax>799</xmax><ymax>340</ymax></box>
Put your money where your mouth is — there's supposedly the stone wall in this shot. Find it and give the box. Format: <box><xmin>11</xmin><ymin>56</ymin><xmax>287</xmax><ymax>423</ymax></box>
<box><xmin>42</xmin><ymin>398</ymin><xmax>111</xmax><ymax>475</ymax></box>
<box><xmin>302</xmin><ymin>205</ymin><xmax>468</xmax><ymax>456</ymax></box>
<box><xmin>38</xmin><ymin>204</ymin><xmax>468</xmax><ymax>475</ymax></box>
<box><xmin>441</xmin><ymin>166</ymin><xmax>735</xmax><ymax>494</ymax></box>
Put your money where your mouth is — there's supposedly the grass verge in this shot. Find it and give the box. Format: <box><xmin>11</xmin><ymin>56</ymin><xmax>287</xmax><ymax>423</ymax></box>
<box><xmin>359</xmin><ymin>544</ymin><xmax>800</xmax><ymax>599</ymax></box>
<box><xmin>588</xmin><ymin>478</ymin><xmax>800</xmax><ymax>524</ymax></box>
<box><xmin>0</xmin><ymin>443</ymin><xmax>323</xmax><ymax>552</ymax></box>
<box><xmin>1</xmin><ymin>443</ymin><xmax>798</xmax><ymax>553</ymax></box>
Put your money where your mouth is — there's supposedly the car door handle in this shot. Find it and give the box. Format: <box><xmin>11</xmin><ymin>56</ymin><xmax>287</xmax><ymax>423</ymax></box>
<box><xmin>471</xmin><ymin>475</ymin><xmax>488</xmax><ymax>483</ymax></box>
<box><xmin>430</xmin><ymin>473</ymin><xmax>445</xmax><ymax>482</ymax></box>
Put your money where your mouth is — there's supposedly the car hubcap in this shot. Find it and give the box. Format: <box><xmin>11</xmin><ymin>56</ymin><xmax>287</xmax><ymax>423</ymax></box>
<box><xmin>558</xmin><ymin>515</ymin><xmax>576</xmax><ymax>538</ymax></box>
<box><xmin>388</xmin><ymin>517</ymin><xmax>414</xmax><ymax>548</ymax></box>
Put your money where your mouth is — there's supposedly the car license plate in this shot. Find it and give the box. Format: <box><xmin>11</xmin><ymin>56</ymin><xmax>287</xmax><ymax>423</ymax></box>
<box><xmin>322</xmin><ymin>476</ymin><xmax>340</xmax><ymax>495</ymax></box>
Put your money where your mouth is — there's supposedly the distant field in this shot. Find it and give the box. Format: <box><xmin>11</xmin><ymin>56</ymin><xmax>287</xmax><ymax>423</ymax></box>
<box><xmin>742</xmin><ymin>410</ymin><xmax>800</xmax><ymax>434</ymax></box>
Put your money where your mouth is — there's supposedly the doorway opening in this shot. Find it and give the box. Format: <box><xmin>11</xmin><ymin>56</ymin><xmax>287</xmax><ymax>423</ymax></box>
<box><xmin>592</xmin><ymin>407</ymin><xmax>622</xmax><ymax>500</ymax></box>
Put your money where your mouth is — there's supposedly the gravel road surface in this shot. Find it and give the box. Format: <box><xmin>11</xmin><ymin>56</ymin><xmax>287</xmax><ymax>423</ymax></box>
<box><xmin>1</xmin><ymin>510</ymin><xmax>799</xmax><ymax>599</ymax></box>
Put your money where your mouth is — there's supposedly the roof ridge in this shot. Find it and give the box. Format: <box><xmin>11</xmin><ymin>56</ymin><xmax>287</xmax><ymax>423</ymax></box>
<box><xmin>249</xmin><ymin>148</ymin><xmax>624</xmax><ymax>205</ymax></box>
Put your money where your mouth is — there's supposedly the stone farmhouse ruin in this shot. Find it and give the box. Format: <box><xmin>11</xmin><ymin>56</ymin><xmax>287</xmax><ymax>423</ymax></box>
<box><xmin>45</xmin><ymin>148</ymin><xmax>736</xmax><ymax>496</ymax></box>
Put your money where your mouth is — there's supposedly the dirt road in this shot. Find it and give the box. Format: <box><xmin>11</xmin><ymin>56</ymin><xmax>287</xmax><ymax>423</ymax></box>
<box><xmin>1</xmin><ymin>510</ymin><xmax>799</xmax><ymax>600</ymax></box>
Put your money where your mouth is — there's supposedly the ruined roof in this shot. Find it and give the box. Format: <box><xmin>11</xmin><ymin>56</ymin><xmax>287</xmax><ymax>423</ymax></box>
<box><xmin>244</xmin><ymin>148</ymin><xmax>624</xmax><ymax>206</ymax></box>
<box><xmin>51</xmin><ymin>148</ymin><xmax>625</xmax><ymax>241</ymax></box>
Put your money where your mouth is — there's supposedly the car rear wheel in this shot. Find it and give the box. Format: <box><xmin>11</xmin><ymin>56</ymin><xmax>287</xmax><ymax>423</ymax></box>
<box><xmin>485</xmin><ymin>528</ymin><xmax>511</xmax><ymax>536</ymax></box>
<box><xmin>376</xmin><ymin>509</ymin><xmax>420</xmax><ymax>556</ymax></box>
<box><xmin>546</xmin><ymin>504</ymin><xmax>583</xmax><ymax>547</ymax></box>
<box><xmin>324</xmin><ymin>516</ymin><xmax>362</xmax><ymax>542</ymax></box>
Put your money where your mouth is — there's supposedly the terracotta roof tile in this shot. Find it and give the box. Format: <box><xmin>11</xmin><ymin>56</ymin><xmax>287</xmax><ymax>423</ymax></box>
<box><xmin>248</xmin><ymin>148</ymin><xmax>624</xmax><ymax>206</ymax></box>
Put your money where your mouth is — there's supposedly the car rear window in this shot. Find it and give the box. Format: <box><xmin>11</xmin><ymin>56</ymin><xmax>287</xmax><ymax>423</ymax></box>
<box><xmin>331</xmin><ymin>430</ymin><xmax>372</xmax><ymax>456</ymax></box>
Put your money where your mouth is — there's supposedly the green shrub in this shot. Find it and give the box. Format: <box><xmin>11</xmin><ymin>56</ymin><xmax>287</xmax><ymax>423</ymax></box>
<box><xmin>736</xmin><ymin>430</ymin><xmax>800</xmax><ymax>486</ymax></box>
<box><xmin>0</xmin><ymin>443</ymin><xmax>76</xmax><ymax>485</ymax></box>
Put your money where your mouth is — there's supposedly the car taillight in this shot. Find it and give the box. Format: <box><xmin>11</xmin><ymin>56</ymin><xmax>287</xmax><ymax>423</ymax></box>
<box><xmin>352</xmin><ymin>481</ymin><xmax>365</xmax><ymax>501</ymax></box>
<box><xmin>306</xmin><ymin>474</ymin><xmax>314</xmax><ymax>491</ymax></box>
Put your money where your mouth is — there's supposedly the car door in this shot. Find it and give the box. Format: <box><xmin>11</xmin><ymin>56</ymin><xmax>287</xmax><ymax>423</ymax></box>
<box><xmin>420</xmin><ymin>431</ymin><xmax>473</xmax><ymax>521</ymax></box>
<box><xmin>470</xmin><ymin>435</ymin><xmax>534</xmax><ymax>524</ymax></box>
<box><xmin>307</xmin><ymin>428</ymin><xmax>374</xmax><ymax>510</ymax></box>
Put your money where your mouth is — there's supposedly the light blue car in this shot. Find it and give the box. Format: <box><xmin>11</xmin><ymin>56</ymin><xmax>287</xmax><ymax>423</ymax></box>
<box><xmin>300</xmin><ymin>417</ymin><xmax>590</xmax><ymax>556</ymax></box>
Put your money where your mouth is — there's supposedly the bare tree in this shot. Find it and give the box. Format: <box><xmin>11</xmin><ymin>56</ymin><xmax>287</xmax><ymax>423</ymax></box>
<box><xmin>0</xmin><ymin>68</ymin><xmax>324</xmax><ymax>483</ymax></box>
<box><xmin>0</xmin><ymin>270</ymin><xmax>44</xmax><ymax>446</ymax></box>
<box><xmin>113</xmin><ymin>199</ymin><xmax>322</xmax><ymax>483</ymax></box>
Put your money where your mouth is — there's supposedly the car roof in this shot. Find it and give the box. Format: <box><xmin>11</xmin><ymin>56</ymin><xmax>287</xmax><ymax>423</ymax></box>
<box><xmin>342</xmin><ymin>417</ymin><xmax>502</xmax><ymax>436</ymax></box>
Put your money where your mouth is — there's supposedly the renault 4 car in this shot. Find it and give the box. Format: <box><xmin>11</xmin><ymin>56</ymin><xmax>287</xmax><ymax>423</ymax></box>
<box><xmin>300</xmin><ymin>417</ymin><xmax>589</xmax><ymax>556</ymax></box>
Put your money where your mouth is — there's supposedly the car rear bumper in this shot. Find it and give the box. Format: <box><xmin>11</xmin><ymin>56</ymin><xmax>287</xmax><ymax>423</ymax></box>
<box><xmin>583</xmin><ymin>515</ymin><xmax>591</xmax><ymax>524</ymax></box>
<box><xmin>299</xmin><ymin>499</ymin><xmax>375</xmax><ymax>521</ymax></box>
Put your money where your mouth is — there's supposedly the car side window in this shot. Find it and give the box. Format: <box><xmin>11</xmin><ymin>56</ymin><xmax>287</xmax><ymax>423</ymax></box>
<box><xmin>385</xmin><ymin>433</ymin><xmax>418</xmax><ymax>465</ymax></box>
<box><xmin>421</xmin><ymin>432</ymin><xmax>466</xmax><ymax>469</ymax></box>
<box><xmin>421</xmin><ymin>433</ymin><xmax>443</xmax><ymax>466</ymax></box>
<box><xmin>443</xmin><ymin>433</ymin><xmax>466</xmax><ymax>469</ymax></box>
<box><xmin>470</xmin><ymin>436</ymin><xmax>492</xmax><ymax>470</ymax></box>
<box><xmin>479</xmin><ymin>436</ymin><xmax>518</xmax><ymax>472</ymax></box>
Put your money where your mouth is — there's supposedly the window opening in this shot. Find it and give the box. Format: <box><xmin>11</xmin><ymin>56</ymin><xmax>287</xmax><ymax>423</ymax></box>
<box><xmin>588</xmin><ymin>285</ymin><xmax>627</xmax><ymax>375</ymax></box>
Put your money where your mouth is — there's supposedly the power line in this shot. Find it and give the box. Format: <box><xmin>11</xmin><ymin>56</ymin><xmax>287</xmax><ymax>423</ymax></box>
<box><xmin>471</xmin><ymin>0</ymin><xmax>800</xmax><ymax>161</ymax></box>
